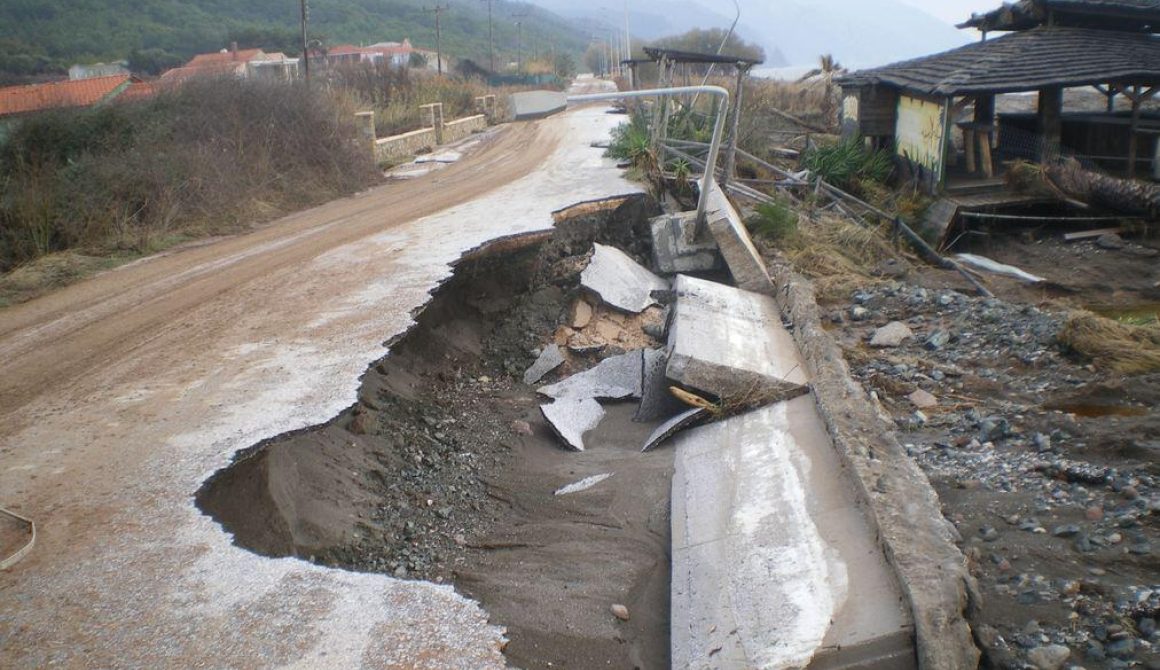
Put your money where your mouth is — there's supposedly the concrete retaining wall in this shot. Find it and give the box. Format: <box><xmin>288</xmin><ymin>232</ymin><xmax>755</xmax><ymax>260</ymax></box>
<box><xmin>768</xmin><ymin>259</ymin><xmax>981</xmax><ymax>670</ymax></box>
<box><xmin>374</xmin><ymin>127</ymin><xmax>437</xmax><ymax>164</ymax></box>
<box><xmin>443</xmin><ymin>115</ymin><xmax>486</xmax><ymax>144</ymax></box>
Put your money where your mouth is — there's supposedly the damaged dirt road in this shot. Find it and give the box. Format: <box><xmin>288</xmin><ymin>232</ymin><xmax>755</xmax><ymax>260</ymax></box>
<box><xmin>0</xmin><ymin>99</ymin><xmax>640</xmax><ymax>668</ymax></box>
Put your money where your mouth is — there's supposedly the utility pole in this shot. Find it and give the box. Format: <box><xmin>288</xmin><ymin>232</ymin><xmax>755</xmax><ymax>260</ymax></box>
<box><xmin>425</xmin><ymin>4</ymin><xmax>450</xmax><ymax>76</ymax></box>
<box><xmin>512</xmin><ymin>11</ymin><xmax>529</xmax><ymax>75</ymax></box>
<box><xmin>300</xmin><ymin>0</ymin><xmax>310</xmax><ymax>80</ymax></box>
<box><xmin>624</xmin><ymin>0</ymin><xmax>632</xmax><ymax>65</ymax></box>
<box><xmin>480</xmin><ymin>0</ymin><xmax>495</xmax><ymax>73</ymax></box>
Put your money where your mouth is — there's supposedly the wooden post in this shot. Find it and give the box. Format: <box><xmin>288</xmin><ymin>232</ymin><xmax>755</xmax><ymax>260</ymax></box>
<box><xmin>1129</xmin><ymin>90</ymin><xmax>1142</xmax><ymax>179</ymax></box>
<box><xmin>1037</xmin><ymin>86</ymin><xmax>1063</xmax><ymax>161</ymax></box>
<box><xmin>722</xmin><ymin>64</ymin><xmax>750</xmax><ymax>188</ymax></box>
<box><xmin>964</xmin><ymin>127</ymin><xmax>977</xmax><ymax>173</ymax></box>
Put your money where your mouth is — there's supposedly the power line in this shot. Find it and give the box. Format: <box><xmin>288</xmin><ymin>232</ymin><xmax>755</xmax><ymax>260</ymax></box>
<box><xmin>424</xmin><ymin>4</ymin><xmax>450</xmax><ymax>76</ymax></box>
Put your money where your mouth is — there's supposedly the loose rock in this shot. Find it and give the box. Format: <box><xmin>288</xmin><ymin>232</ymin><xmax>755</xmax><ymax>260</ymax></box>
<box><xmin>870</xmin><ymin>321</ymin><xmax>913</xmax><ymax>348</ymax></box>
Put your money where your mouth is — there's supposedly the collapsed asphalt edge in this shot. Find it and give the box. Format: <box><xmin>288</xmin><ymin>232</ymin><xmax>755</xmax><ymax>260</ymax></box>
<box><xmin>767</xmin><ymin>256</ymin><xmax>982</xmax><ymax>670</ymax></box>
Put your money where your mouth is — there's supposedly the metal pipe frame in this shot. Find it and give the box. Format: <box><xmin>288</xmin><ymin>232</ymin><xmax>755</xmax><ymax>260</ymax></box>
<box><xmin>567</xmin><ymin>85</ymin><xmax>731</xmax><ymax>232</ymax></box>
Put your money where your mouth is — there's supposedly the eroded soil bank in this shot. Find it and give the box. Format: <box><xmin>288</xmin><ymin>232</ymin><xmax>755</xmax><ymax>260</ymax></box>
<box><xmin>197</xmin><ymin>194</ymin><xmax>674</xmax><ymax>668</ymax></box>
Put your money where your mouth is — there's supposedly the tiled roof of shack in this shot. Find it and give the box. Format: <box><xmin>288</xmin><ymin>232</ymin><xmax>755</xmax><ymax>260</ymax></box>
<box><xmin>838</xmin><ymin>26</ymin><xmax>1160</xmax><ymax>97</ymax></box>
<box><xmin>959</xmin><ymin>0</ymin><xmax>1160</xmax><ymax>33</ymax></box>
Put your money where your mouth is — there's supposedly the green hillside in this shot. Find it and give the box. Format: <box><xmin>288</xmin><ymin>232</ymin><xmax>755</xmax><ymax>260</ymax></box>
<box><xmin>0</xmin><ymin>0</ymin><xmax>590</xmax><ymax>78</ymax></box>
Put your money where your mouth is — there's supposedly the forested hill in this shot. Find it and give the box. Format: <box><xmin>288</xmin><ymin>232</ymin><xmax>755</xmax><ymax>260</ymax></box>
<box><xmin>0</xmin><ymin>0</ymin><xmax>589</xmax><ymax>79</ymax></box>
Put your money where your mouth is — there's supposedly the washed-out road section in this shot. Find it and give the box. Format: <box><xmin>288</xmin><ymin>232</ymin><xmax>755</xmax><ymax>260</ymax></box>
<box><xmin>0</xmin><ymin>90</ymin><xmax>640</xmax><ymax>667</ymax></box>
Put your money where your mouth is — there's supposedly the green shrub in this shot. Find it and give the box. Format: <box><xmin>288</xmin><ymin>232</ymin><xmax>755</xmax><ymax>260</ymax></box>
<box><xmin>746</xmin><ymin>198</ymin><xmax>799</xmax><ymax>241</ymax></box>
<box><xmin>802</xmin><ymin>136</ymin><xmax>893</xmax><ymax>190</ymax></box>
<box><xmin>605</xmin><ymin>112</ymin><xmax>654</xmax><ymax>170</ymax></box>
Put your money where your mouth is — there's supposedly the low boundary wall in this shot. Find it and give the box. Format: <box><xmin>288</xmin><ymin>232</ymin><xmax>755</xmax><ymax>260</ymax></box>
<box><xmin>443</xmin><ymin>115</ymin><xmax>487</xmax><ymax>144</ymax></box>
<box><xmin>374</xmin><ymin>127</ymin><xmax>437</xmax><ymax>164</ymax></box>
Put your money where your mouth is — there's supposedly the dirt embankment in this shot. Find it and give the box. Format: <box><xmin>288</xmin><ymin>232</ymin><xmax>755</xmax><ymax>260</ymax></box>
<box><xmin>787</xmin><ymin>231</ymin><xmax>1160</xmax><ymax>670</ymax></box>
<box><xmin>198</xmin><ymin>194</ymin><xmax>676</xmax><ymax>669</ymax></box>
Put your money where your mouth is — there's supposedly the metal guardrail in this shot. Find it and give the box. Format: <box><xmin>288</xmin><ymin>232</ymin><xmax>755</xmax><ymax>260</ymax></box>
<box><xmin>567</xmin><ymin>86</ymin><xmax>731</xmax><ymax>233</ymax></box>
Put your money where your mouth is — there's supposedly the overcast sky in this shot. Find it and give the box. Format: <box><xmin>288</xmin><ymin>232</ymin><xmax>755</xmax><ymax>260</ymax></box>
<box><xmin>896</xmin><ymin>0</ymin><xmax>1000</xmax><ymax>26</ymax></box>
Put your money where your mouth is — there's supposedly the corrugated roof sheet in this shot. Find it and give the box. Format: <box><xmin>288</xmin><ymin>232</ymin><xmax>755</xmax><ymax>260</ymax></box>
<box><xmin>839</xmin><ymin>26</ymin><xmax>1160</xmax><ymax>96</ymax></box>
<box><xmin>0</xmin><ymin>75</ymin><xmax>131</xmax><ymax>117</ymax></box>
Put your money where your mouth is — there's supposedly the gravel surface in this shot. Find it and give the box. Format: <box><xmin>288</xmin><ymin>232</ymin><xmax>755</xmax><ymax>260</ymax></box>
<box><xmin>827</xmin><ymin>281</ymin><xmax>1160</xmax><ymax>669</ymax></box>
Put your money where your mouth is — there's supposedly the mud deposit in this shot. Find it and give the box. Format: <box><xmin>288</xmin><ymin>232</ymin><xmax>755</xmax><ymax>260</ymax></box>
<box><xmin>197</xmin><ymin>194</ymin><xmax>675</xmax><ymax>668</ymax></box>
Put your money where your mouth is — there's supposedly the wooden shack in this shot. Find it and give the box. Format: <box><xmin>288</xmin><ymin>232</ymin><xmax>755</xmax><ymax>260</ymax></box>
<box><xmin>839</xmin><ymin>0</ymin><xmax>1160</xmax><ymax>195</ymax></box>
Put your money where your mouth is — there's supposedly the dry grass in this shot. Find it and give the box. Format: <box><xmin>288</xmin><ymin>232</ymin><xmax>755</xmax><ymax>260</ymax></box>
<box><xmin>776</xmin><ymin>213</ymin><xmax>902</xmax><ymax>302</ymax></box>
<box><xmin>1058</xmin><ymin>310</ymin><xmax>1160</xmax><ymax>374</ymax></box>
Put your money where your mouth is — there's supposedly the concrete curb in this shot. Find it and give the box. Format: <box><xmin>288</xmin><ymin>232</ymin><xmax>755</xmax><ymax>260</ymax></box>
<box><xmin>768</xmin><ymin>257</ymin><xmax>981</xmax><ymax>670</ymax></box>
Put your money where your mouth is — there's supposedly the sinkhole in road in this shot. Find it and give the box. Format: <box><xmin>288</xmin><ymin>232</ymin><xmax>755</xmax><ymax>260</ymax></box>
<box><xmin>196</xmin><ymin>193</ymin><xmax>675</xmax><ymax>669</ymax></box>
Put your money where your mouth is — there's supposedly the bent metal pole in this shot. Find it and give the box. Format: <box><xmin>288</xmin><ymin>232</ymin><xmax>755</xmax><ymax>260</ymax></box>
<box><xmin>567</xmin><ymin>85</ymin><xmax>731</xmax><ymax>234</ymax></box>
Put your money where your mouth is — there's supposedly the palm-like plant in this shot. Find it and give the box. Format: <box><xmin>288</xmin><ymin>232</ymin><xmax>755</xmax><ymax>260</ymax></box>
<box><xmin>797</xmin><ymin>54</ymin><xmax>846</xmax><ymax>129</ymax></box>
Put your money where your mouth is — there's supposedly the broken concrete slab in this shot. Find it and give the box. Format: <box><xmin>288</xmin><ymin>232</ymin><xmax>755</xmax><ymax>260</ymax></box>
<box><xmin>414</xmin><ymin>150</ymin><xmax>463</xmax><ymax>164</ymax></box>
<box><xmin>553</xmin><ymin>473</ymin><xmax>613</xmax><ymax>496</ymax></box>
<box><xmin>666</xmin><ymin>275</ymin><xmax>807</xmax><ymax>403</ymax></box>
<box><xmin>509</xmin><ymin>91</ymin><xmax>568</xmax><ymax>121</ymax></box>
<box><xmin>671</xmin><ymin>397</ymin><xmax>915</xmax><ymax>670</ymax></box>
<box><xmin>869</xmin><ymin>321</ymin><xmax>913</xmax><ymax>348</ymax></box>
<box><xmin>704</xmin><ymin>184</ymin><xmax>775</xmax><ymax>296</ymax></box>
<box><xmin>650</xmin><ymin>211</ymin><xmax>722</xmax><ymax>274</ymax></box>
<box><xmin>635</xmin><ymin>348</ymin><xmax>688</xmax><ymax>423</ymax></box>
<box><xmin>538</xmin><ymin>350</ymin><xmax>643</xmax><ymax>401</ymax></box>
<box><xmin>641</xmin><ymin>407</ymin><xmax>709</xmax><ymax>452</ymax></box>
<box><xmin>540</xmin><ymin>398</ymin><xmax>605</xmax><ymax>451</ymax></box>
<box><xmin>580</xmin><ymin>243</ymin><xmax>669</xmax><ymax>314</ymax></box>
<box><xmin>523</xmin><ymin>345</ymin><xmax>566</xmax><ymax>385</ymax></box>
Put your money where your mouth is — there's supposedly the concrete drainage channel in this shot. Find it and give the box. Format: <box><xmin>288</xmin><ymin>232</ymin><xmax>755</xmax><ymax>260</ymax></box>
<box><xmin>197</xmin><ymin>189</ymin><xmax>978</xmax><ymax>668</ymax></box>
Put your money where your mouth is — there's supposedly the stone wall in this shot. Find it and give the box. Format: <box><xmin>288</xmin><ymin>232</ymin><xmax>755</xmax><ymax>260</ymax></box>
<box><xmin>373</xmin><ymin>128</ymin><xmax>437</xmax><ymax>164</ymax></box>
<box><xmin>443</xmin><ymin>115</ymin><xmax>487</xmax><ymax>144</ymax></box>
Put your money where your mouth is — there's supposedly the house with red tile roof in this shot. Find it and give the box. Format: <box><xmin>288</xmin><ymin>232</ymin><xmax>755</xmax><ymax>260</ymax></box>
<box><xmin>160</xmin><ymin>45</ymin><xmax>299</xmax><ymax>83</ymax></box>
<box><xmin>0</xmin><ymin>75</ymin><xmax>134</xmax><ymax>120</ymax></box>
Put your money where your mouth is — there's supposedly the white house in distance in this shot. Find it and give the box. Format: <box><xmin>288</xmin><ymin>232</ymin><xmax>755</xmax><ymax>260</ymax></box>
<box><xmin>325</xmin><ymin>40</ymin><xmax>417</xmax><ymax>69</ymax></box>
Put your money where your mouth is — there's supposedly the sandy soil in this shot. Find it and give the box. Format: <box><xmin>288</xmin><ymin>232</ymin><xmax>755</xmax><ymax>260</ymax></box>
<box><xmin>197</xmin><ymin>196</ymin><xmax>674</xmax><ymax>670</ymax></box>
<box><xmin>0</xmin><ymin>90</ymin><xmax>643</xmax><ymax>668</ymax></box>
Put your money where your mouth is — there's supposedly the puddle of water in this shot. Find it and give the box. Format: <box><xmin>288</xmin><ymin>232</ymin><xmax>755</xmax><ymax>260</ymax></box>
<box><xmin>1086</xmin><ymin>303</ymin><xmax>1160</xmax><ymax>326</ymax></box>
<box><xmin>1044</xmin><ymin>402</ymin><xmax>1150</xmax><ymax>418</ymax></box>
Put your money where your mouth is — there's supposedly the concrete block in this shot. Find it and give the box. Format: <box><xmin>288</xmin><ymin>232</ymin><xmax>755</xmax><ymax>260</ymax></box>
<box><xmin>553</xmin><ymin>473</ymin><xmax>612</xmax><ymax>496</ymax></box>
<box><xmin>538</xmin><ymin>350</ymin><xmax>643</xmax><ymax>401</ymax></box>
<box><xmin>650</xmin><ymin>211</ymin><xmax>722</xmax><ymax>274</ymax></box>
<box><xmin>523</xmin><ymin>345</ymin><xmax>565</xmax><ymax>385</ymax></box>
<box><xmin>540</xmin><ymin>398</ymin><xmax>605</xmax><ymax>451</ymax></box>
<box><xmin>509</xmin><ymin>91</ymin><xmax>568</xmax><ymax>121</ymax></box>
<box><xmin>704</xmin><ymin>184</ymin><xmax>775</xmax><ymax>295</ymax></box>
<box><xmin>581</xmin><ymin>243</ymin><xmax>669</xmax><ymax>314</ymax></box>
<box><xmin>671</xmin><ymin>396</ymin><xmax>915</xmax><ymax>670</ymax></box>
<box><xmin>641</xmin><ymin>407</ymin><xmax>709</xmax><ymax>453</ymax></box>
<box><xmin>666</xmin><ymin>275</ymin><xmax>807</xmax><ymax>402</ymax></box>
<box><xmin>634</xmin><ymin>348</ymin><xmax>688</xmax><ymax>423</ymax></box>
